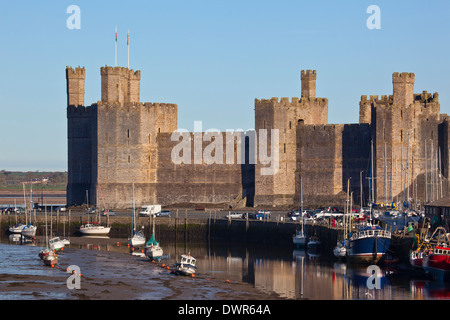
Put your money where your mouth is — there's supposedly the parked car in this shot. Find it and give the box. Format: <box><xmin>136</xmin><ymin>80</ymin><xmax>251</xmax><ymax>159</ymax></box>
<box><xmin>101</xmin><ymin>210</ymin><xmax>116</xmax><ymax>216</ymax></box>
<box><xmin>255</xmin><ymin>210</ymin><xmax>271</xmax><ymax>219</ymax></box>
<box><xmin>156</xmin><ymin>210</ymin><xmax>172</xmax><ymax>217</ymax></box>
<box><xmin>87</xmin><ymin>207</ymin><xmax>98</xmax><ymax>214</ymax></box>
<box><xmin>225</xmin><ymin>212</ymin><xmax>243</xmax><ymax>219</ymax></box>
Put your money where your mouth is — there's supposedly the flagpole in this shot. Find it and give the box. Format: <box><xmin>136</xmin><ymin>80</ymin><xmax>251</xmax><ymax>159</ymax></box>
<box><xmin>127</xmin><ymin>29</ymin><xmax>130</xmax><ymax>69</ymax></box>
<box><xmin>115</xmin><ymin>26</ymin><xmax>117</xmax><ymax>67</ymax></box>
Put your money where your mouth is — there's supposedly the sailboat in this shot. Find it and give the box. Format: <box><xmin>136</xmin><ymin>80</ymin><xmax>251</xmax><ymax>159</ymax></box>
<box><xmin>79</xmin><ymin>184</ymin><xmax>111</xmax><ymax>235</ymax></box>
<box><xmin>334</xmin><ymin>179</ymin><xmax>351</xmax><ymax>259</ymax></box>
<box><xmin>293</xmin><ymin>177</ymin><xmax>307</xmax><ymax>248</ymax></box>
<box><xmin>347</xmin><ymin>141</ymin><xmax>392</xmax><ymax>264</ymax></box>
<box><xmin>22</xmin><ymin>182</ymin><xmax>37</xmax><ymax>238</ymax></box>
<box><xmin>128</xmin><ymin>183</ymin><xmax>145</xmax><ymax>247</ymax></box>
<box><xmin>144</xmin><ymin>215</ymin><xmax>163</xmax><ymax>260</ymax></box>
<box><xmin>9</xmin><ymin>201</ymin><xmax>25</xmax><ymax>233</ymax></box>
<box><xmin>39</xmin><ymin>207</ymin><xmax>58</xmax><ymax>266</ymax></box>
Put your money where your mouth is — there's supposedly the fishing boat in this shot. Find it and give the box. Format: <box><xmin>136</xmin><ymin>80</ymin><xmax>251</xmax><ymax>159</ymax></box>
<box><xmin>49</xmin><ymin>237</ymin><xmax>65</xmax><ymax>252</ymax></box>
<box><xmin>423</xmin><ymin>246</ymin><xmax>450</xmax><ymax>281</ymax></box>
<box><xmin>347</xmin><ymin>224</ymin><xmax>391</xmax><ymax>264</ymax></box>
<box><xmin>174</xmin><ymin>254</ymin><xmax>197</xmax><ymax>276</ymax></box>
<box><xmin>79</xmin><ymin>222</ymin><xmax>111</xmax><ymax>235</ymax></box>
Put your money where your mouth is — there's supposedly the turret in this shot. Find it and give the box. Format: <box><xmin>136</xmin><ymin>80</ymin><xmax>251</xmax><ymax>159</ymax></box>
<box><xmin>100</xmin><ymin>66</ymin><xmax>141</xmax><ymax>105</ymax></box>
<box><xmin>393</xmin><ymin>72</ymin><xmax>415</xmax><ymax>107</ymax></box>
<box><xmin>301</xmin><ymin>70</ymin><xmax>317</xmax><ymax>99</ymax></box>
<box><xmin>66</xmin><ymin>66</ymin><xmax>85</xmax><ymax>107</ymax></box>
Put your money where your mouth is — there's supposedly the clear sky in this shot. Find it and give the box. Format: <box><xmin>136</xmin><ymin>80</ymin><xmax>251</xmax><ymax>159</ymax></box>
<box><xmin>1</xmin><ymin>0</ymin><xmax>449</xmax><ymax>171</ymax></box>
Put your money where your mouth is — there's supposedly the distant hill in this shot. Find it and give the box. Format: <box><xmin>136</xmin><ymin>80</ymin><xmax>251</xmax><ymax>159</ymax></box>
<box><xmin>0</xmin><ymin>171</ymin><xmax>67</xmax><ymax>190</ymax></box>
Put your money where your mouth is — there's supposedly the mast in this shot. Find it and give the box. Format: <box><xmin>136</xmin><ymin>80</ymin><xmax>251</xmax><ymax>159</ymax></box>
<box><xmin>425</xmin><ymin>139</ymin><xmax>428</xmax><ymax>203</ymax></box>
<box><xmin>301</xmin><ymin>176</ymin><xmax>304</xmax><ymax>235</ymax></box>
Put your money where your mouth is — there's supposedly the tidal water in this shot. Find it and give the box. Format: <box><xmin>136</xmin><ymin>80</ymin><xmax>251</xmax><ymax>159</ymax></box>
<box><xmin>0</xmin><ymin>233</ymin><xmax>449</xmax><ymax>300</ymax></box>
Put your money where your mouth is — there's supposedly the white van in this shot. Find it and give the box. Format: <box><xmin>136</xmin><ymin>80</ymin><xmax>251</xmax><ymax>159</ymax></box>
<box><xmin>139</xmin><ymin>205</ymin><xmax>161</xmax><ymax>217</ymax></box>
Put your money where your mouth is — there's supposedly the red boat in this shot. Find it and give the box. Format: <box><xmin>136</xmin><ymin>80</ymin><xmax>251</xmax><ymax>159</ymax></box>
<box><xmin>423</xmin><ymin>246</ymin><xmax>450</xmax><ymax>281</ymax></box>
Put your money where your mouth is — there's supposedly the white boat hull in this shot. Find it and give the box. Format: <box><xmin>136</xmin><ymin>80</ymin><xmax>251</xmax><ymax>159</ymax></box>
<box><xmin>145</xmin><ymin>246</ymin><xmax>163</xmax><ymax>260</ymax></box>
<box><xmin>21</xmin><ymin>225</ymin><xmax>37</xmax><ymax>237</ymax></box>
<box><xmin>79</xmin><ymin>226</ymin><xmax>111</xmax><ymax>235</ymax></box>
<box><xmin>9</xmin><ymin>224</ymin><xmax>25</xmax><ymax>234</ymax></box>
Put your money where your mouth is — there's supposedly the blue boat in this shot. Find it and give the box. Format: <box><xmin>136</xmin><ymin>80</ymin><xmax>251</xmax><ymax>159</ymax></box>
<box><xmin>347</xmin><ymin>224</ymin><xmax>391</xmax><ymax>264</ymax></box>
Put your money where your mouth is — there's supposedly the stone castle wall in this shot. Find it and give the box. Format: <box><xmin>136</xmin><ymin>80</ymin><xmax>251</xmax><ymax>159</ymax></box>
<box><xmin>66</xmin><ymin>66</ymin><xmax>450</xmax><ymax>210</ymax></box>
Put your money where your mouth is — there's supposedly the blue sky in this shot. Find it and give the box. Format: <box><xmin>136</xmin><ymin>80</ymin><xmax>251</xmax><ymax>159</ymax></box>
<box><xmin>0</xmin><ymin>0</ymin><xmax>449</xmax><ymax>171</ymax></box>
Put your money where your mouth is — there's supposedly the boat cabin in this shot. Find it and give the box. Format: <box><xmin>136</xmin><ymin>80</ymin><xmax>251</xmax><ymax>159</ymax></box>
<box><xmin>434</xmin><ymin>247</ymin><xmax>450</xmax><ymax>255</ymax></box>
<box><xmin>181</xmin><ymin>255</ymin><xmax>196</xmax><ymax>266</ymax></box>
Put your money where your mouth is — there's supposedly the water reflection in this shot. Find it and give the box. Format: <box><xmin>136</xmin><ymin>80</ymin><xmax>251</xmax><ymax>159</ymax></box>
<box><xmin>0</xmin><ymin>233</ymin><xmax>449</xmax><ymax>300</ymax></box>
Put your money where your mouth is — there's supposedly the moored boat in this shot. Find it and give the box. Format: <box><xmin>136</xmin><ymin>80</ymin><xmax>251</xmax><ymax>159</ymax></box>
<box><xmin>79</xmin><ymin>222</ymin><xmax>111</xmax><ymax>235</ymax></box>
<box><xmin>293</xmin><ymin>229</ymin><xmax>307</xmax><ymax>249</ymax></box>
<box><xmin>333</xmin><ymin>240</ymin><xmax>347</xmax><ymax>259</ymax></box>
<box><xmin>423</xmin><ymin>246</ymin><xmax>450</xmax><ymax>281</ymax></box>
<box><xmin>49</xmin><ymin>237</ymin><xmax>65</xmax><ymax>252</ymax></box>
<box><xmin>21</xmin><ymin>224</ymin><xmax>37</xmax><ymax>237</ymax></box>
<box><xmin>307</xmin><ymin>236</ymin><xmax>321</xmax><ymax>250</ymax></box>
<box><xmin>174</xmin><ymin>254</ymin><xmax>197</xmax><ymax>276</ymax></box>
<box><xmin>347</xmin><ymin>225</ymin><xmax>391</xmax><ymax>264</ymax></box>
<box><xmin>9</xmin><ymin>223</ymin><xmax>26</xmax><ymax>234</ymax></box>
<box><xmin>144</xmin><ymin>233</ymin><xmax>163</xmax><ymax>260</ymax></box>
<box><xmin>43</xmin><ymin>251</ymin><xmax>58</xmax><ymax>267</ymax></box>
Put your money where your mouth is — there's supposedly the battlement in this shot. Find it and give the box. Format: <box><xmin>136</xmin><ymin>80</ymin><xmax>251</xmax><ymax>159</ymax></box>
<box><xmin>360</xmin><ymin>95</ymin><xmax>393</xmax><ymax>104</ymax></box>
<box><xmin>100</xmin><ymin>66</ymin><xmax>141</xmax><ymax>80</ymax></box>
<box><xmin>392</xmin><ymin>72</ymin><xmax>415</xmax><ymax>83</ymax></box>
<box><xmin>255</xmin><ymin>97</ymin><xmax>328</xmax><ymax>106</ymax></box>
<box><xmin>67</xmin><ymin>104</ymin><xmax>96</xmax><ymax>116</ymax></box>
<box><xmin>101</xmin><ymin>65</ymin><xmax>141</xmax><ymax>104</ymax></box>
<box><xmin>66</xmin><ymin>66</ymin><xmax>85</xmax><ymax>77</ymax></box>
<box><xmin>413</xmin><ymin>91</ymin><xmax>439</xmax><ymax>103</ymax></box>
<box><xmin>301</xmin><ymin>70</ymin><xmax>317</xmax><ymax>79</ymax></box>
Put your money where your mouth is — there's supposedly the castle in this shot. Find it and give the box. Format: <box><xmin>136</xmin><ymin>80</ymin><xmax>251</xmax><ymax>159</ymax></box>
<box><xmin>66</xmin><ymin>66</ymin><xmax>449</xmax><ymax>209</ymax></box>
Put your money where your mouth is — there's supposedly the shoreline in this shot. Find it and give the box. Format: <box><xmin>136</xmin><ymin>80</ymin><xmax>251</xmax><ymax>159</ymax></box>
<box><xmin>0</xmin><ymin>237</ymin><xmax>285</xmax><ymax>300</ymax></box>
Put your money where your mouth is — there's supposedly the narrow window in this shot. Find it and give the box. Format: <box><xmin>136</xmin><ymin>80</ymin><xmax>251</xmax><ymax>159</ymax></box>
<box><xmin>263</xmin><ymin>120</ymin><xmax>266</xmax><ymax>129</ymax></box>
<box><xmin>128</xmin><ymin>155</ymin><xmax>131</xmax><ymax>163</ymax></box>
<box><xmin>284</xmin><ymin>143</ymin><xmax>286</xmax><ymax>153</ymax></box>
<box><xmin>289</xmin><ymin>121</ymin><xmax>292</xmax><ymax>129</ymax></box>
<box><xmin>127</xmin><ymin>129</ymin><xmax>130</xmax><ymax>138</ymax></box>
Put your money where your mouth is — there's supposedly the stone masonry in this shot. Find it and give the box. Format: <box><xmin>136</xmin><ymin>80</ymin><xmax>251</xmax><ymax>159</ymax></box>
<box><xmin>66</xmin><ymin>65</ymin><xmax>449</xmax><ymax>209</ymax></box>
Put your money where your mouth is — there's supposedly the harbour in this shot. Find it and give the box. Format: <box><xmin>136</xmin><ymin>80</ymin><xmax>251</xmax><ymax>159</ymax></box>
<box><xmin>0</xmin><ymin>207</ymin><xmax>444</xmax><ymax>300</ymax></box>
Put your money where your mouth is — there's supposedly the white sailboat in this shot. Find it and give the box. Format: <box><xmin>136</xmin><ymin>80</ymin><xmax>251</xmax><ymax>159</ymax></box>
<box><xmin>128</xmin><ymin>183</ymin><xmax>146</xmax><ymax>247</ymax></box>
<box><xmin>49</xmin><ymin>236</ymin><xmax>65</xmax><ymax>252</ymax></box>
<box><xmin>22</xmin><ymin>182</ymin><xmax>37</xmax><ymax>238</ymax></box>
<box><xmin>293</xmin><ymin>177</ymin><xmax>307</xmax><ymax>248</ymax></box>
<box><xmin>144</xmin><ymin>214</ymin><xmax>163</xmax><ymax>260</ymax></box>
<box><xmin>80</xmin><ymin>184</ymin><xmax>111</xmax><ymax>235</ymax></box>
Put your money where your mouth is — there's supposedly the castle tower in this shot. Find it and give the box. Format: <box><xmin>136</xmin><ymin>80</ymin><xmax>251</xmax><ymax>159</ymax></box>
<box><xmin>66</xmin><ymin>66</ymin><xmax>85</xmax><ymax>107</ymax></box>
<box><xmin>301</xmin><ymin>70</ymin><xmax>317</xmax><ymax>99</ymax></box>
<box><xmin>100</xmin><ymin>66</ymin><xmax>141</xmax><ymax>105</ymax></box>
<box><xmin>393</xmin><ymin>72</ymin><xmax>415</xmax><ymax>107</ymax></box>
